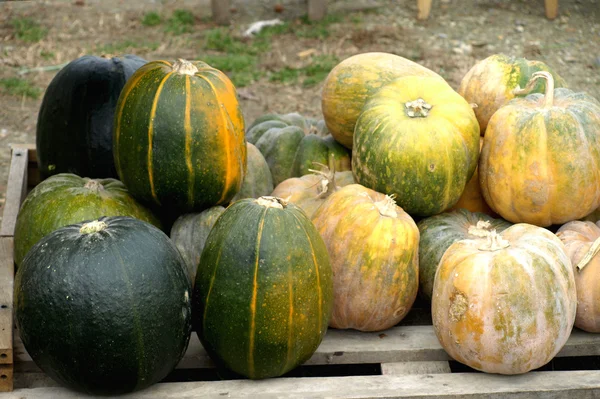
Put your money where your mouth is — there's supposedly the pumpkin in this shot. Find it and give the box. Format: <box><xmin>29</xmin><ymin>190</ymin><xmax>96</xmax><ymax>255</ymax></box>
<box><xmin>37</xmin><ymin>54</ymin><xmax>147</xmax><ymax>179</ymax></box>
<box><xmin>352</xmin><ymin>75</ymin><xmax>480</xmax><ymax>217</ymax></box>
<box><xmin>312</xmin><ymin>184</ymin><xmax>419</xmax><ymax>331</ymax></box>
<box><xmin>417</xmin><ymin>208</ymin><xmax>511</xmax><ymax>301</ymax></box>
<box><xmin>231</xmin><ymin>143</ymin><xmax>273</xmax><ymax>202</ymax></box>
<box><xmin>246</xmin><ymin>112</ymin><xmax>350</xmax><ymax>186</ymax></box>
<box><xmin>432</xmin><ymin>224</ymin><xmax>576</xmax><ymax>374</ymax></box>
<box><xmin>169</xmin><ymin>206</ymin><xmax>225</xmax><ymax>284</ymax></box>
<box><xmin>321</xmin><ymin>52</ymin><xmax>444</xmax><ymax>149</ymax></box>
<box><xmin>15</xmin><ymin>217</ymin><xmax>192</xmax><ymax>395</ymax></box>
<box><xmin>458</xmin><ymin>54</ymin><xmax>567</xmax><ymax>134</ymax></box>
<box><xmin>450</xmin><ymin>138</ymin><xmax>496</xmax><ymax>216</ymax></box>
<box><xmin>271</xmin><ymin>162</ymin><xmax>355</xmax><ymax>218</ymax></box>
<box><xmin>113</xmin><ymin>58</ymin><xmax>246</xmax><ymax>213</ymax></box>
<box><xmin>556</xmin><ymin>221</ymin><xmax>600</xmax><ymax>332</ymax></box>
<box><xmin>193</xmin><ymin>196</ymin><xmax>333</xmax><ymax>379</ymax></box>
<box><xmin>13</xmin><ymin>173</ymin><xmax>162</xmax><ymax>267</ymax></box>
<box><xmin>480</xmin><ymin>71</ymin><xmax>600</xmax><ymax>226</ymax></box>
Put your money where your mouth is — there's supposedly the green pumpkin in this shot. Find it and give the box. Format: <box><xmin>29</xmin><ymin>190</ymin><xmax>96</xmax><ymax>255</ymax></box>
<box><xmin>231</xmin><ymin>143</ymin><xmax>274</xmax><ymax>203</ymax></box>
<box><xmin>246</xmin><ymin>112</ymin><xmax>351</xmax><ymax>186</ymax></box>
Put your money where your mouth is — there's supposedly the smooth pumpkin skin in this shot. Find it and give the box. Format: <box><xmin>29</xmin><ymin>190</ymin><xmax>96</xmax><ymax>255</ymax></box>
<box><xmin>246</xmin><ymin>113</ymin><xmax>350</xmax><ymax>186</ymax></box>
<box><xmin>271</xmin><ymin>171</ymin><xmax>355</xmax><ymax>218</ymax></box>
<box><xmin>37</xmin><ymin>54</ymin><xmax>147</xmax><ymax>179</ymax></box>
<box><xmin>193</xmin><ymin>197</ymin><xmax>333</xmax><ymax>379</ymax></box>
<box><xmin>312</xmin><ymin>184</ymin><xmax>419</xmax><ymax>331</ymax></box>
<box><xmin>417</xmin><ymin>208</ymin><xmax>511</xmax><ymax>301</ymax></box>
<box><xmin>321</xmin><ymin>52</ymin><xmax>444</xmax><ymax>149</ymax></box>
<box><xmin>231</xmin><ymin>143</ymin><xmax>274</xmax><ymax>202</ymax></box>
<box><xmin>432</xmin><ymin>224</ymin><xmax>576</xmax><ymax>375</ymax></box>
<box><xmin>353</xmin><ymin>76</ymin><xmax>480</xmax><ymax>217</ymax></box>
<box><xmin>113</xmin><ymin>59</ymin><xmax>246</xmax><ymax>212</ymax></box>
<box><xmin>169</xmin><ymin>206</ymin><xmax>226</xmax><ymax>284</ymax></box>
<box><xmin>458</xmin><ymin>54</ymin><xmax>567</xmax><ymax>134</ymax></box>
<box><xmin>15</xmin><ymin>216</ymin><xmax>192</xmax><ymax>395</ymax></box>
<box><xmin>13</xmin><ymin>173</ymin><xmax>162</xmax><ymax>267</ymax></box>
<box><xmin>556</xmin><ymin>221</ymin><xmax>600</xmax><ymax>332</ymax></box>
<box><xmin>480</xmin><ymin>87</ymin><xmax>600</xmax><ymax>226</ymax></box>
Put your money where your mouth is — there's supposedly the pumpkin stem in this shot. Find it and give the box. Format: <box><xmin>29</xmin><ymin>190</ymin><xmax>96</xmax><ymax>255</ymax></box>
<box><xmin>576</xmin><ymin>236</ymin><xmax>600</xmax><ymax>272</ymax></box>
<box><xmin>512</xmin><ymin>71</ymin><xmax>554</xmax><ymax>108</ymax></box>
<box><xmin>405</xmin><ymin>98</ymin><xmax>432</xmax><ymax>118</ymax></box>
<box><xmin>80</xmin><ymin>220</ymin><xmax>108</xmax><ymax>235</ymax></box>
<box><xmin>84</xmin><ymin>179</ymin><xmax>105</xmax><ymax>192</ymax></box>
<box><xmin>307</xmin><ymin>153</ymin><xmax>339</xmax><ymax>199</ymax></box>
<box><xmin>467</xmin><ymin>220</ymin><xmax>492</xmax><ymax>237</ymax></box>
<box><xmin>478</xmin><ymin>229</ymin><xmax>510</xmax><ymax>251</ymax></box>
<box><xmin>172</xmin><ymin>59</ymin><xmax>199</xmax><ymax>76</ymax></box>
<box><xmin>256</xmin><ymin>196</ymin><xmax>287</xmax><ymax>209</ymax></box>
<box><xmin>373</xmin><ymin>194</ymin><xmax>398</xmax><ymax>218</ymax></box>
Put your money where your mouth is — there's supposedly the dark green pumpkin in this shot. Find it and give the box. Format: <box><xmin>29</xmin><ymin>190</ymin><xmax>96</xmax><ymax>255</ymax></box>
<box><xmin>417</xmin><ymin>208</ymin><xmax>511</xmax><ymax>301</ymax></box>
<box><xmin>15</xmin><ymin>216</ymin><xmax>192</xmax><ymax>395</ymax></box>
<box><xmin>14</xmin><ymin>173</ymin><xmax>161</xmax><ymax>267</ymax></box>
<box><xmin>37</xmin><ymin>54</ymin><xmax>147</xmax><ymax>178</ymax></box>
<box><xmin>231</xmin><ymin>143</ymin><xmax>274</xmax><ymax>202</ymax></box>
<box><xmin>193</xmin><ymin>196</ymin><xmax>333</xmax><ymax>379</ymax></box>
<box><xmin>246</xmin><ymin>113</ymin><xmax>351</xmax><ymax>186</ymax></box>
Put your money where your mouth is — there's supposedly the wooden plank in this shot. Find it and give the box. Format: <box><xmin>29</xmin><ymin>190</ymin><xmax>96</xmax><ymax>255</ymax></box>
<box><xmin>7</xmin><ymin>370</ymin><xmax>600</xmax><ymax>398</ymax></box>
<box><xmin>308</xmin><ymin>0</ymin><xmax>327</xmax><ymax>21</ymax></box>
<box><xmin>381</xmin><ymin>361</ymin><xmax>450</xmax><ymax>375</ymax></box>
<box><xmin>0</xmin><ymin>148</ymin><xmax>28</xmax><ymax>237</ymax></box>
<box><xmin>417</xmin><ymin>0</ymin><xmax>432</xmax><ymax>20</ymax></box>
<box><xmin>545</xmin><ymin>0</ymin><xmax>558</xmax><ymax>19</ymax></box>
<box><xmin>0</xmin><ymin>364</ymin><xmax>13</xmax><ymax>392</ymax></box>
<box><xmin>211</xmin><ymin>0</ymin><xmax>230</xmax><ymax>25</ymax></box>
<box><xmin>0</xmin><ymin>238</ymin><xmax>13</xmax><ymax>365</ymax></box>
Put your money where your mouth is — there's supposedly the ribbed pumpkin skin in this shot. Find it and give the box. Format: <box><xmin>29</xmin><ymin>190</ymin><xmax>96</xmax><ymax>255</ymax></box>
<box><xmin>231</xmin><ymin>143</ymin><xmax>274</xmax><ymax>202</ymax></box>
<box><xmin>417</xmin><ymin>209</ymin><xmax>511</xmax><ymax>301</ymax></box>
<box><xmin>321</xmin><ymin>52</ymin><xmax>443</xmax><ymax>148</ymax></box>
<box><xmin>312</xmin><ymin>184</ymin><xmax>419</xmax><ymax>331</ymax></box>
<box><xmin>37</xmin><ymin>54</ymin><xmax>147</xmax><ymax>179</ymax></box>
<box><xmin>271</xmin><ymin>171</ymin><xmax>355</xmax><ymax>218</ymax></box>
<box><xmin>432</xmin><ymin>224</ymin><xmax>576</xmax><ymax>374</ymax></box>
<box><xmin>480</xmin><ymin>88</ymin><xmax>600</xmax><ymax>226</ymax></box>
<box><xmin>246</xmin><ymin>113</ymin><xmax>350</xmax><ymax>186</ymax></box>
<box><xmin>169</xmin><ymin>206</ymin><xmax>226</xmax><ymax>284</ymax></box>
<box><xmin>14</xmin><ymin>173</ymin><xmax>161</xmax><ymax>267</ymax></box>
<box><xmin>556</xmin><ymin>221</ymin><xmax>600</xmax><ymax>332</ymax></box>
<box><xmin>15</xmin><ymin>216</ymin><xmax>192</xmax><ymax>395</ymax></box>
<box><xmin>113</xmin><ymin>59</ymin><xmax>246</xmax><ymax>212</ymax></box>
<box><xmin>193</xmin><ymin>197</ymin><xmax>333</xmax><ymax>379</ymax></box>
<box><xmin>353</xmin><ymin>76</ymin><xmax>480</xmax><ymax>217</ymax></box>
<box><xmin>458</xmin><ymin>54</ymin><xmax>567</xmax><ymax>134</ymax></box>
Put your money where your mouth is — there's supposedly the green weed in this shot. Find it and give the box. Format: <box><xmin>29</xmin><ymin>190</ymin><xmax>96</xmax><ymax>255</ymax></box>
<box><xmin>11</xmin><ymin>17</ymin><xmax>47</xmax><ymax>43</ymax></box>
<box><xmin>0</xmin><ymin>78</ymin><xmax>42</xmax><ymax>99</ymax></box>
<box><xmin>142</xmin><ymin>11</ymin><xmax>162</xmax><ymax>27</ymax></box>
<box><xmin>166</xmin><ymin>9</ymin><xmax>195</xmax><ymax>35</ymax></box>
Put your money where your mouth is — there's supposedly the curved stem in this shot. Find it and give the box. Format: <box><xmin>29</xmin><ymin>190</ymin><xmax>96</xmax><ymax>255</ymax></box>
<box><xmin>256</xmin><ymin>196</ymin><xmax>287</xmax><ymax>209</ymax></box>
<box><xmin>467</xmin><ymin>220</ymin><xmax>492</xmax><ymax>237</ymax></box>
<box><xmin>478</xmin><ymin>229</ymin><xmax>510</xmax><ymax>251</ymax></box>
<box><xmin>172</xmin><ymin>59</ymin><xmax>199</xmax><ymax>75</ymax></box>
<box><xmin>512</xmin><ymin>71</ymin><xmax>554</xmax><ymax>108</ymax></box>
<box><xmin>307</xmin><ymin>153</ymin><xmax>339</xmax><ymax>199</ymax></box>
<box><xmin>373</xmin><ymin>194</ymin><xmax>398</xmax><ymax>218</ymax></box>
<box><xmin>577</xmin><ymin>236</ymin><xmax>600</xmax><ymax>272</ymax></box>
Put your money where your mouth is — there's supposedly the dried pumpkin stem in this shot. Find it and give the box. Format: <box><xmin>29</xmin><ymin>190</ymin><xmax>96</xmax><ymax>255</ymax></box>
<box><xmin>576</xmin><ymin>236</ymin><xmax>600</xmax><ymax>272</ymax></box>
<box><xmin>84</xmin><ymin>179</ymin><xmax>104</xmax><ymax>192</ymax></box>
<box><xmin>256</xmin><ymin>196</ymin><xmax>287</xmax><ymax>209</ymax></box>
<box><xmin>307</xmin><ymin>153</ymin><xmax>339</xmax><ymax>199</ymax></box>
<box><xmin>405</xmin><ymin>98</ymin><xmax>432</xmax><ymax>118</ymax></box>
<box><xmin>373</xmin><ymin>194</ymin><xmax>398</xmax><ymax>218</ymax></box>
<box><xmin>172</xmin><ymin>59</ymin><xmax>199</xmax><ymax>75</ymax></box>
<box><xmin>478</xmin><ymin>229</ymin><xmax>510</xmax><ymax>251</ymax></box>
<box><xmin>80</xmin><ymin>220</ymin><xmax>108</xmax><ymax>234</ymax></box>
<box><xmin>512</xmin><ymin>71</ymin><xmax>554</xmax><ymax>108</ymax></box>
<box><xmin>467</xmin><ymin>220</ymin><xmax>492</xmax><ymax>237</ymax></box>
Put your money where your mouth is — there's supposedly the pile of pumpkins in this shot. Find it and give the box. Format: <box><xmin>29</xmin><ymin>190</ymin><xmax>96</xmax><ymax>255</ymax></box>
<box><xmin>12</xmin><ymin>49</ymin><xmax>600</xmax><ymax>395</ymax></box>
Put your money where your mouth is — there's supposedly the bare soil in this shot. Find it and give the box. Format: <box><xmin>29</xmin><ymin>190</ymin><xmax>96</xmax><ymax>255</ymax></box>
<box><xmin>1</xmin><ymin>0</ymin><xmax>599</xmax><ymax>214</ymax></box>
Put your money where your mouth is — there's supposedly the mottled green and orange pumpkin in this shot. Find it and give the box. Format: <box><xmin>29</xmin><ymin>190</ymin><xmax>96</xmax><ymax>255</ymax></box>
<box><xmin>193</xmin><ymin>196</ymin><xmax>333</xmax><ymax>379</ymax></box>
<box><xmin>417</xmin><ymin>208</ymin><xmax>511</xmax><ymax>301</ymax></box>
<box><xmin>480</xmin><ymin>72</ymin><xmax>600</xmax><ymax>226</ymax></box>
<box><xmin>321</xmin><ymin>52</ymin><xmax>444</xmax><ymax>149</ymax></box>
<box><xmin>432</xmin><ymin>224</ymin><xmax>576</xmax><ymax>374</ymax></box>
<box><xmin>458</xmin><ymin>54</ymin><xmax>567</xmax><ymax>134</ymax></box>
<box><xmin>352</xmin><ymin>75</ymin><xmax>480</xmax><ymax>217</ymax></box>
<box><xmin>557</xmin><ymin>221</ymin><xmax>600</xmax><ymax>333</ymax></box>
<box><xmin>312</xmin><ymin>184</ymin><xmax>419</xmax><ymax>331</ymax></box>
<box><xmin>113</xmin><ymin>58</ymin><xmax>246</xmax><ymax>213</ymax></box>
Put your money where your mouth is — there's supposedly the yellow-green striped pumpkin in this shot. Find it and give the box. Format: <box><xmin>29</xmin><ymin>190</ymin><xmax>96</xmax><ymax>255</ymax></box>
<box><xmin>113</xmin><ymin>59</ymin><xmax>246</xmax><ymax>212</ymax></box>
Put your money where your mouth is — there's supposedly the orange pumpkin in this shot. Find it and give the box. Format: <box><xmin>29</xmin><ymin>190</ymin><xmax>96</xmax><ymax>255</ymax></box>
<box><xmin>432</xmin><ymin>224</ymin><xmax>576</xmax><ymax>374</ymax></box>
<box><xmin>556</xmin><ymin>221</ymin><xmax>600</xmax><ymax>332</ymax></box>
<box><xmin>312</xmin><ymin>184</ymin><xmax>419</xmax><ymax>331</ymax></box>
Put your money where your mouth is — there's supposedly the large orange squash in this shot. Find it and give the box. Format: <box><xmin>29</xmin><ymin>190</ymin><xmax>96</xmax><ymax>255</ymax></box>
<box><xmin>321</xmin><ymin>52</ymin><xmax>443</xmax><ymax>149</ymax></box>
<box><xmin>432</xmin><ymin>224</ymin><xmax>576</xmax><ymax>374</ymax></box>
<box><xmin>480</xmin><ymin>72</ymin><xmax>600</xmax><ymax>226</ymax></box>
<box><xmin>312</xmin><ymin>184</ymin><xmax>419</xmax><ymax>331</ymax></box>
<box><xmin>556</xmin><ymin>221</ymin><xmax>600</xmax><ymax>333</ymax></box>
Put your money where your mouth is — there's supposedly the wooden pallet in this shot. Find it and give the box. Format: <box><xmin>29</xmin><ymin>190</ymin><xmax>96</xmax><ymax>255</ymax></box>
<box><xmin>3</xmin><ymin>144</ymin><xmax>600</xmax><ymax>398</ymax></box>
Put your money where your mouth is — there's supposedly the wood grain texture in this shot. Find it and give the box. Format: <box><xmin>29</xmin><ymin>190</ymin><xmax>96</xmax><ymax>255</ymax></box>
<box><xmin>381</xmin><ymin>361</ymin><xmax>450</xmax><ymax>375</ymax></box>
<box><xmin>545</xmin><ymin>0</ymin><xmax>558</xmax><ymax>19</ymax></box>
<box><xmin>0</xmin><ymin>364</ymin><xmax>13</xmax><ymax>392</ymax></box>
<box><xmin>0</xmin><ymin>238</ymin><xmax>13</xmax><ymax>366</ymax></box>
<box><xmin>0</xmin><ymin>148</ymin><xmax>28</xmax><ymax>237</ymax></box>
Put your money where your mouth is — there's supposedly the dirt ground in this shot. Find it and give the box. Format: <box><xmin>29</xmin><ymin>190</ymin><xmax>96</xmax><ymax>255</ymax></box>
<box><xmin>1</xmin><ymin>0</ymin><xmax>599</xmax><ymax>214</ymax></box>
